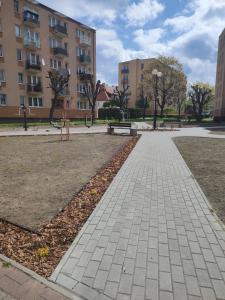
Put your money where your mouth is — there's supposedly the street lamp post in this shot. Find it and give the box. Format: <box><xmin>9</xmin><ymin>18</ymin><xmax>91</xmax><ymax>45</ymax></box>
<box><xmin>152</xmin><ymin>69</ymin><xmax>162</xmax><ymax>130</ymax></box>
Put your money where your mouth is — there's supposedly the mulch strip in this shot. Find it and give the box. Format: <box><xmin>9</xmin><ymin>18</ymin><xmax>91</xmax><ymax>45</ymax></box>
<box><xmin>0</xmin><ymin>136</ymin><xmax>139</xmax><ymax>278</ymax></box>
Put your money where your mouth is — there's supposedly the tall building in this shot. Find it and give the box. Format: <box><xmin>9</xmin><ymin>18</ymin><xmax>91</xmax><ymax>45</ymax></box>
<box><xmin>118</xmin><ymin>58</ymin><xmax>154</xmax><ymax>108</ymax></box>
<box><xmin>215</xmin><ymin>28</ymin><xmax>225</xmax><ymax>121</ymax></box>
<box><xmin>0</xmin><ymin>0</ymin><xmax>96</xmax><ymax>120</ymax></box>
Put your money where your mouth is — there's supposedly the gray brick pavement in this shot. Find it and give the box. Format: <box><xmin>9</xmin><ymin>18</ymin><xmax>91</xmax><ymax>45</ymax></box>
<box><xmin>51</xmin><ymin>132</ymin><xmax>225</xmax><ymax>299</ymax></box>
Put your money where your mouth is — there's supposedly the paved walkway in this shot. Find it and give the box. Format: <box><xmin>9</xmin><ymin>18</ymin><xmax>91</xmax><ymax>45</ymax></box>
<box><xmin>0</xmin><ymin>258</ymin><xmax>75</xmax><ymax>300</ymax></box>
<box><xmin>0</xmin><ymin>125</ymin><xmax>106</xmax><ymax>137</ymax></box>
<box><xmin>51</xmin><ymin>131</ymin><xmax>225</xmax><ymax>300</ymax></box>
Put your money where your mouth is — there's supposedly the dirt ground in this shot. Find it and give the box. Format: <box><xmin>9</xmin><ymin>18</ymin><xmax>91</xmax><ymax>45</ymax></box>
<box><xmin>0</xmin><ymin>134</ymin><xmax>130</xmax><ymax>231</ymax></box>
<box><xmin>174</xmin><ymin>137</ymin><xmax>225</xmax><ymax>224</ymax></box>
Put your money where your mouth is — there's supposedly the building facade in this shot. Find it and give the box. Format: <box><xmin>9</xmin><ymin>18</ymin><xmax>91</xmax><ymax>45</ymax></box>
<box><xmin>0</xmin><ymin>0</ymin><xmax>96</xmax><ymax>120</ymax></box>
<box><xmin>118</xmin><ymin>58</ymin><xmax>154</xmax><ymax>109</ymax></box>
<box><xmin>215</xmin><ymin>28</ymin><xmax>225</xmax><ymax>120</ymax></box>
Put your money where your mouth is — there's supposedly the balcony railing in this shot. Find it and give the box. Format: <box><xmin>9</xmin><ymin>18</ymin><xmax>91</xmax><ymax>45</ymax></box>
<box><xmin>79</xmin><ymin>54</ymin><xmax>91</xmax><ymax>64</ymax></box>
<box><xmin>24</xmin><ymin>38</ymin><xmax>41</xmax><ymax>49</ymax></box>
<box><xmin>59</xmin><ymin>87</ymin><xmax>70</xmax><ymax>96</ymax></box>
<box><xmin>27</xmin><ymin>83</ymin><xmax>42</xmax><ymax>93</ymax></box>
<box><xmin>23</xmin><ymin>11</ymin><xmax>40</xmax><ymax>27</ymax></box>
<box><xmin>121</xmin><ymin>68</ymin><xmax>129</xmax><ymax>74</ymax></box>
<box><xmin>77</xmin><ymin>71</ymin><xmax>92</xmax><ymax>79</ymax></box>
<box><xmin>53</xmin><ymin>24</ymin><xmax>68</xmax><ymax>36</ymax></box>
<box><xmin>53</xmin><ymin>47</ymin><xmax>68</xmax><ymax>56</ymax></box>
<box><xmin>80</xmin><ymin>36</ymin><xmax>91</xmax><ymax>46</ymax></box>
<box><xmin>26</xmin><ymin>60</ymin><xmax>41</xmax><ymax>70</ymax></box>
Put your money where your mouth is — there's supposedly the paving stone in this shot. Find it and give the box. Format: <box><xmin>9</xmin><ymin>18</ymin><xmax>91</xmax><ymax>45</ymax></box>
<box><xmin>147</xmin><ymin>262</ymin><xmax>158</xmax><ymax>279</ymax></box>
<box><xmin>159</xmin><ymin>272</ymin><xmax>172</xmax><ymax>292</ymax></box>
<box><xmin>93</xmin><ymin>270</ymin><xmax>108</xmax><ymax>290</ymax></box>
<box><xmin>131</xmin><ymin>285</ymin><xmax>145</xmax><ymax>300</ymax></box>
<box><xmin>134</xmin><ymin>268</ymin><xmax>146</xmax><ymax>287</ymax></box>
<box><xmin>185</xmin><ymin>276</ymin><xmax>201</xmax><ymax>297</ymax></box>
<box><xmin>200</xmin><ymin>287</ymin><xmax>216</xmax><ymax>300</ymax></box>
<box><xmin>173</xmin><ymin>282</ymin><xmax>188</xmax><ymax>300</ymax></box>
<box><xmin>146</xmin><ymin>279</ymin><xmax>158</xmax><ymax>300</ymax></box>
<box><xmin>160</xmin><ymin>291</ymin><xmax>174</xmax><ymax>300</ymax></box>
<box><xmin>196</xmin><ymin>269</ymin><xmax>212</xmax><ymax>287</ymax></box>
<box><xmin>172</xmin><ymin>265</ymin><xmax>184</xmax><ymax>283</ymax></box>
<box><xmin>212</xmin><ymin>279</ymin><xmax>225</xmax><ymax>299</ymax></box>
<box><xmin>104</xmin><ymin>281</ymin><xmax>119</xmax><ymax>299</ymax></box>
<box><xmin>206</xmin><ymin>262</ymin><xmax>222</xmax><ymax>279</ymax></box>
<box><xmin>118</xmin><ymin>274</ymin><xmax>133</xmax><ymax>294</ymax></box>
<box><xmin>108</xmin><ymin>264</ymin><xmax>122</xmax><ymax>282</ymax></box>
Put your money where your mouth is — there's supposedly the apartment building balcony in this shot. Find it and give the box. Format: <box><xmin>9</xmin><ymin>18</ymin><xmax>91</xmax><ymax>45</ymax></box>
<box><xmin>25</xmin><ymin>60</ymin><xmax>42</xmax><ymax>71</ymax></box>
<box><xmin>79</xmin><ymin>36</ymin><xmax>91</xmax><ymax>47</ymax></box>
<box><xmin>121</xmin><ymin>68</ymin><xmax>129</xmax><ymax>74</ymax></box>
<box><xmin>27</xmin><ymin>83</ymin><xmax>42</xmax><ymax>94</ymax></box>
<box><xmin>79</xmin><ymin>54</ymin><xmax>91</xmax><ymax>65</ymax></box>
<box><xmin>77</xmin><ymin>71</ymin><xmax>93</xmax><ymax>80</ymax></box>
<box><xmin>24</xmin><ymin>38</ymin><xmax>41</xmax><ymax>50</ymax></box>
<box><xmin>52</xmin><ymin>24</ymin><xmax>68</xmax><ymax>38</ymax></box>
<box><xmin>53</xmin><ymin>47</ymin><xmax>68</xmax><ymax>57</ymax></box>
<box><xmin>59</xmin><ymin>87</ymin><xmax>70</xmax><ymax>97</ymax></box>
<box><xmin>23</xmin><ymin>11</ymin><xmax>40</xmax><ymax>27</ymax></box>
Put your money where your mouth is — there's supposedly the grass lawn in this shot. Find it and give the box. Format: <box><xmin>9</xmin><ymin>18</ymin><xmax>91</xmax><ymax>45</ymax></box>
<box><xmin>174</xmin><ymin>137</ymin><xmax>225</xmax><ymax>224</ymax></box>
<box><xmin>0</xmin><ymin>134</ymin><xmax>130</xmax><ymax>231</ymax></box>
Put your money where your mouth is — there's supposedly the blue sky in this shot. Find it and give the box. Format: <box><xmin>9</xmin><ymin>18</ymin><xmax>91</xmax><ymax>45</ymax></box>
<box><xmin>40</xmin><ymin>0</ymin><xmax>225</xmax><ymax>86</ymax></box>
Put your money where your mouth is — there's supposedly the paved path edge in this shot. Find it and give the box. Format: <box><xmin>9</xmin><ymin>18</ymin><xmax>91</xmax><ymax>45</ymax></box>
<box><xmin>0</xmin><ymin>253</ymin><xmax>82</xmax><ymax>300</ymax></box>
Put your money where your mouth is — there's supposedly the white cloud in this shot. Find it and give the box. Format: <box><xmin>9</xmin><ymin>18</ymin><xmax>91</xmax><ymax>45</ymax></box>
<box><xmin>124</xmin><ymin>0</ymin><xmax>165</xmax><ymax>27</ymax></box>
<box><xmin>39</xmin><ymin>0</ymin><xmax>123</xmax><ymax>25</ymax></box>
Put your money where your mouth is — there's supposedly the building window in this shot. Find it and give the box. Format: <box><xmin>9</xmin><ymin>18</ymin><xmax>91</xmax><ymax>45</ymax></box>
<box><xmin>0</xmin><ymin>21</ymin><xmax>3</xmax><ymax>33</ymax></box>
<box><xmin>0</xmin><ymin>70</ymin><xmax>5</xmax><ymax>82</ymax></box>
<box><xmin>49</xmin><ymin>37</ymin><xmax>61</xmax><ymax>48</ymax></box>
<box><xmin>48</xmin><ymin>16</ymin><xmax>59</xmax><ymax>27</ymax></box>
<box><xmin>15</xmin><ymin>25</ymin><xmax>21</xmax><ymax>37</ymax></box>
<box><xmin>19</xmin><ymin>95</ymin><xmax>25</xmax><ymax>106</ymax></box>
<box><xmin>141</xmin><ymin>63</ymin><xmax>144</xmax><ymax>70</ymax></box>
<box><xmin>29</xmin><ymin>97</ymin><xmax>43</xmax><ymax>107</ymax></box>
<box><xmin>0</xmin><ymin>45</ymin><xmax>3</xmax><ymax>57</ymax></box>
<box><xmin>77</xmin><ymin>100</ymin><xmax>90</xmax><ymax>110</ymax></box>
<box><xmin>76</xmin><ymin>28</ymin><xmax>81</xmax><ymax>37</ymax></box>
<box><xmin>0</xmin><ymin>94</ymin><xmax>6</xmax><ymax>105</ymax></box>
<box><xmin>14</xmin><ymin>0</ymin><xmax>19</xmax><ymax>12</ymax></box>
<box><xmin>17</xmin><ymin>49</ymin><xmax>22</xmax><ymax>60</ymax></box>
<box><xmin>50</xmin><ymin>58</ymin><xmax>61</xmax><ymax>69</ymax></box>
<box><xmin>18</xmin><ymin>73</ymin><xmax>23</xmax><ymax>84</ymax></box>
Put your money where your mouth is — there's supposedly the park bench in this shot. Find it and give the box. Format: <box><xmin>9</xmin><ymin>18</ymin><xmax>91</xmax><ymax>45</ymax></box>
<box><xmin>163</xmin><ymin>120</ymin><xmax>182</xmax><ymax>129</ymax></box>
<box><xmin>107</xmin><ymin>122</ymin><xmax>137</xmax><ymax>136</ymax></box>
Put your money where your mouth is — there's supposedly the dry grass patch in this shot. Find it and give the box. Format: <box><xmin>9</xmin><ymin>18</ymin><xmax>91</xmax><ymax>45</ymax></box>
<box><xmin>0</xmin><ymin>134</ymin><xmax>130</xmax><ymax>231</ymax></box>
<box><xmin>174</xmin><ymin>137</ymin><xmax>225</xmax><ymax>224</ymax></box>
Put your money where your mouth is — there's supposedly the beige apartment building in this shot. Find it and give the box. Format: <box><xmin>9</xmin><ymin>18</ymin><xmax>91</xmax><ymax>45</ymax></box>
<box><xmin>215</xmin><ymin>28</ymin><xmax>225</xmax><ymax>121</ymax></box>
<box><xmin>118</xmin><ymin>58</ymin><xmax>154</xmax><ymax>109</ymax></box>
<box><xmin>0</xmin><ymin>0</ymin><xmax>96</xmax><ymax>120</ymax></box>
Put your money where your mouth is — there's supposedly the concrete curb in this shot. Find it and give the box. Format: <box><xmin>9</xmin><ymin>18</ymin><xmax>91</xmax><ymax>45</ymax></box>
<box><xmin>0</xmin><ymin>253</ymin><xmax>82</xmax><ymax>300</ymax></box>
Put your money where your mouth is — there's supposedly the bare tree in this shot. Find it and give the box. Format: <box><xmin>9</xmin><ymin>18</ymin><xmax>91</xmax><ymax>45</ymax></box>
<box><xmin>80</xmin><ymin>74</ymin><xmax>104</xmax><ymax>124</ymax></box>
<box><xmin>189</xmin><ymin>83</ymin><xmax>214</xmax><ymax>121</ymax></box>
<box><xmin>47</xmin><ymin>69</ymin><xmax>70</xmax><ymax>123</ymax></box>
<box><xmin>136</xmin><ymin>85</ymin><xmax>150</xmax><ymax>120</ymax></box>
<box><xmin>114</xmin><ymin>83</ymin><xmax>130</xmax><ymax>110</ymax></box>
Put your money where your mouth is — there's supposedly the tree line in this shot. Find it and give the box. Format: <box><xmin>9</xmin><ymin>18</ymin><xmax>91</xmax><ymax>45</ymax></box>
<box><xmin>47</xmin><ymin>55</ymin><xmax>215</xmax><ymax>123</ymax></box>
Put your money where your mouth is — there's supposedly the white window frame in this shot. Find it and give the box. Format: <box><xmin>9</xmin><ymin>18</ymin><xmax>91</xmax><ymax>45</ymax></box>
<box><xmin>18</xmin><ymin>73</ymin><xmax>23</xmax><ymax>84</ymax></box>
<box><xmin>19</xmin><ymin>95</ymin><xmax>26</xmax><ymax>106</ymax></box>
<box><xmin>15</xmin><ymin>25</ymin><xmax>21</xmax><ymax>37</ymax></box>
<box><xmin>28</xmin><ymin>97</ymin><xmax>43</xmax><ymax>107</ymax></box>
<box><xmin>0</xmin><ymin>93</ymin><xmax>6</xmax><ymax>105</ymax></box>
<box><xmin>0</xmin><ymin>45</ymin><xmax>3</xmax><ymax>57</ymax></box>
<box><xmin>0</xmin><ymin>70</ymin><xmax>5</xmax><ymax>82</ymax></box>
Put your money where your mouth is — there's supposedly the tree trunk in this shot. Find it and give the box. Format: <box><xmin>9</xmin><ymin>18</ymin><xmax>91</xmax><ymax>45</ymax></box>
<box><xmin>49</xmin><ymin>98</ymin><xmax>56</xmax><ymax>123</ymax></box>
<box><xmin>143</xmin><ymin>106</ymin><xmax>146</xmax><ymax>120</ymax></box>
<box><xmin>91</xmin><ymin>106</ymin><xmax>95</xmax><ymax>125</ymax></box>
<box><xmin>160</xmin><ymin>106</ymin><xmax>164</xmax><ymax>117</ymax></box>
<box><xmin>177</xmin><ymin>103</ymin><xmax>181</xmax><ymax>122</ymax></box>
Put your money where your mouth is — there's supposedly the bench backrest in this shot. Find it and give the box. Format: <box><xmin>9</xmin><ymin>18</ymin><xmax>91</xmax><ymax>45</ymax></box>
<box><xmin>109</xmin><ymin>122</ymin><xmax>132</xmax><ymax>128</ymax></box>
